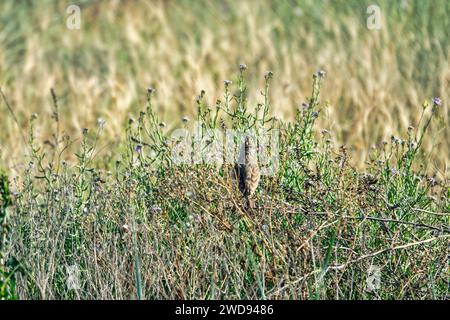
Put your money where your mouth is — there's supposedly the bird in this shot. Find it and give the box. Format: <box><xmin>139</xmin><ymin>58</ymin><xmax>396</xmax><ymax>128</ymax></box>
<box><xmin>234</xmin><ymin>136</ymin><xmax>260</xmax><ymax>210</ymax></box>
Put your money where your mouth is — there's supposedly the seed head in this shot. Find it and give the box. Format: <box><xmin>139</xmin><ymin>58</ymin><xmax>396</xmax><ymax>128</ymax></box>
<box><xmin>239</xmin><ymin>63</ymin><xmax>247</xmax><ymax>71</ymax></box>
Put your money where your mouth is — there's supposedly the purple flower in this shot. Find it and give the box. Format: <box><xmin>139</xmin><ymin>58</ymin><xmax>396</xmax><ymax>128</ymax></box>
<box><xmin>316</xmin><ymin>70</ymin><xmax>326</xmax><ymax>78</ymax></box>
<box><xmin>135</xmin><ymin>144</ymin><xmax>142</xmax><ymax>153</ymax></box>
<box><xmin>432</xmin><ymin>97</ymin><xmax>441</xmax><ymax>106</ymax></box>
<box><xmin>427</xmin><ymin>177</ymin><xmax>437</xmax><ymax>187</ymax></box>
<box><xmin>151</xmin><ymin>205</ymin><xmax>162</xmax><ymax>215</ymax></box>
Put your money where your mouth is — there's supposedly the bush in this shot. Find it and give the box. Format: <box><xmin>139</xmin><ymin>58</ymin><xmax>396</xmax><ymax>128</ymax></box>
<box><xmin>7</xmin><ymin>68</ymin><xmax>449</xmax><ymax>299</ymax></box>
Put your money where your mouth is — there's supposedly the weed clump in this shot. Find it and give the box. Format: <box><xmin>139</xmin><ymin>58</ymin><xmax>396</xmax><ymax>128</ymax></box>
<box><xmin>5</xmin><ymin>68</ymin><xmax>449</xmax><ymax>299</ymax></box>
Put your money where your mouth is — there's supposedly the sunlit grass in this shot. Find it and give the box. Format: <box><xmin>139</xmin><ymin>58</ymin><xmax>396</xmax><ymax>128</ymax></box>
<box><xmin>0</xmin><ymin>0</ymin><xmax>448</xmax><ymax>175</ymax></box>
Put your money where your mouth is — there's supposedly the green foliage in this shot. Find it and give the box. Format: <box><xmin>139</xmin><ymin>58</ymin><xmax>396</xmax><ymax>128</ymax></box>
<box><xmin>5</xmin><ymin>68</ymin><xmax>449</xmax><ymax>300</ymax></box>
<box><xmin>0</xmin><ymin>170</ymin><xmax>17</xmax><ymax>300</ymax></box>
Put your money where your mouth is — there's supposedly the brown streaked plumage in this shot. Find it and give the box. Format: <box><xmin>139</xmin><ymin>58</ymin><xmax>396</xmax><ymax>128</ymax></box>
<box><xmin>234</xmin><ymin>136</ymin><xmax>260</xmax><ymax>209</ymax></box>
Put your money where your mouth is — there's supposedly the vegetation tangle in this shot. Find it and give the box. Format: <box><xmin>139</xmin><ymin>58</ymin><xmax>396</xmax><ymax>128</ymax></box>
<box><xmin>1</xmin><ymin>67</ymin><xmax>449</xmax><ymax>300</ymax></box>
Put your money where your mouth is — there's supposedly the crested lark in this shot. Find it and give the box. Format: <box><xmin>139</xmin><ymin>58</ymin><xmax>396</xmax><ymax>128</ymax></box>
<box><xmin>234</xmin><ymin>136</ymin><xmax>260</xmax><ymax>209</ymax></box>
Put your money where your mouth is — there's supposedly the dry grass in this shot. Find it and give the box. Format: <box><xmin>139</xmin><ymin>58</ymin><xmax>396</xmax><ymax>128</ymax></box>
<box><xmin>0</xmin><ymin>0</ymin><xmax>448</xmax><ymax>301</ymax></box>
<box><xmin>0</xmin><ymin>0</ymin><xmax>448</xmax><ymax>177</ymax></box>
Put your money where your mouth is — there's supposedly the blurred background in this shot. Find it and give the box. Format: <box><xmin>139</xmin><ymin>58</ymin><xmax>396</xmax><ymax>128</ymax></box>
<box><xmin>0</xmin><ymin>0</ymin><xmax>448</xmax><ymax>174</ymax></box>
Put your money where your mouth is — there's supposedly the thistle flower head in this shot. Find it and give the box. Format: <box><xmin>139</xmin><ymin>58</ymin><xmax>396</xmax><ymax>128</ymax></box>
<box><xmin>96</xmin><ymin>118</ymin><xmax>106</xmax><ymax>127</ymax></box>
<box><xmin>135</xmin><ymin>144</ymin><xmax>142</xmax><ymax>153</ymax></box>
<box><xmin>390</xmin><ymin>135</ymin><xmax>403</xmax><ymax>145</ymax></box>
<box><xmin>315</xmin><ymin>69</ymin><xmax>326</xmax><ymax>78</ymax></box>
<box><xmin>432</xmin><ymin>97</ymin><xmax>441</xmax><ymax>106</ymax></box>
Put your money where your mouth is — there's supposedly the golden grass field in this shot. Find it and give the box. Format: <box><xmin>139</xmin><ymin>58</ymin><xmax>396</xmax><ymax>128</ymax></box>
<box><xmin>0</xmin><ymin>0</ymin><xmax>448</xmax><ymax>176</ymax></box>
<box><xmin>0</xmin><ymin>1</ymin><xmax>449</xmax><ymax>301</ymax></box>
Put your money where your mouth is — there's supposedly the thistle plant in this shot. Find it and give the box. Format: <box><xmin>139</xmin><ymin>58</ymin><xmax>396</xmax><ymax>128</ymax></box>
<box><xmin>2</xmin><ymin>67</ymin><xmax>448</xmax><ymax>300</ymax></box>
